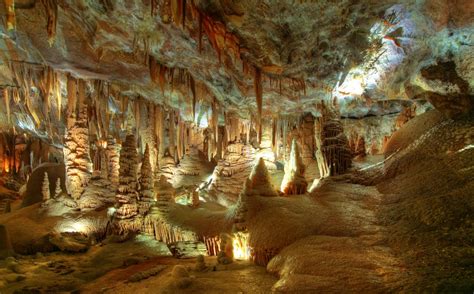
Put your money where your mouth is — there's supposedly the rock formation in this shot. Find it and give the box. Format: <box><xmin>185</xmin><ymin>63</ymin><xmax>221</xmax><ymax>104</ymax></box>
<box><xmin>0</xmin><ymin>225</ymin><xmax>14</xmax><ymax>259</ymax></box>
<box><xmin>106</xmin><ymin>136</ymin><xmax>121</xmax><ymax>188</ymax></box>
<box><xmin>281</xmin><ymin>139</ymin><xmax>307</xmax><ymax>195</ymax></box>
<box><xmin>54</xmin><ymin>178</ymin><xmax>62</xmax><ymax>198</ymax></box>
<box><xmin>115</xmin><ymin>134</ymin><xmax>139</xmax><ymax>220</ymax></box>
<box><xmin>139</xmin><ymin>144</ymin><xmax>155</xmax><ymax>214</ymax></box>
<box><xmin>42</xmin><ymin>172</ymin><xmax>50</xmax><ymax>202</ymax></box>
<box><xmin>64</xmin><ymin>85</ymin><xmax>93</xmax><ymax>200</ymax></box>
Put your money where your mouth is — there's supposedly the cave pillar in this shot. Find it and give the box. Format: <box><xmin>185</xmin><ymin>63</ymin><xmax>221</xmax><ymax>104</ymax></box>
<box><xmin>63</xmin><ymin>79</ymin><xmax>93</xmax><ymax>200</ymax></box>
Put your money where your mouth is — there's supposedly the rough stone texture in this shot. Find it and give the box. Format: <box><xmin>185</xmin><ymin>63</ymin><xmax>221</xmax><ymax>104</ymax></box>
<box><xmin>64</xmin><ymin>106</ymin><xmax>93</xmax><ymax>200</ymax></box>
<box><xmin>280</xmin><ymin>139</ymin><xmax>307</xmax><ymax>195</ymax></box>
<box><xmin>22</xmin><ymin>163</ymin><xmax>67</xmax><ymax>207</ymax></box>
<box><xmin>106</xmin><ymin>136</ymin><xmax>121</xmax><ymax>188</ymax></box>
<box><xmin>0</xmin><ymin>224</ymin><xmax>15</xmax><ymax>259</ymax></box>
<box><xmin>115</xmin><ymin>134</ymin><xmax>139</xmax><ymax>219</ymax></box>
<box><xmin>138</xmin><ymin>144</ymin><xmax>155</xmax><ymax>214</ymax></box>
<box><xmin>208</xmin><ymin>143</ymin><xmax>256</xmax><ymax>205</ymax></box>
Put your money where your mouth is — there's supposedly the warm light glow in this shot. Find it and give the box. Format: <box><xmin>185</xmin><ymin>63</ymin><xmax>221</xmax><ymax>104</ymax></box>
<box><xmin>337</xmin><ymin>75</ymin><xmax>365</xmax><ymax>96</ymax></box>
<box><xmin>457</xmin><ymin>144</ymin><xmax>474</xmax><ymax>153</ymax></box>
<box><xmin>232</xmin><ymin>232</ymin><xmax>251</xmax><ymax>260</ymax></box>
<box><xmin>55</xmin><ymin>219</ymin><xmax>91</xmax><ymax>233</ymax></box>
<box><xmin>3</xmin><ymin>158</ymin><xmax>10</xmax><ymax>173</ymax></box>
<box><xmin>97</xmin><ymin>139</ymin><xmax>108</xmax><ymax>149</ymax></box>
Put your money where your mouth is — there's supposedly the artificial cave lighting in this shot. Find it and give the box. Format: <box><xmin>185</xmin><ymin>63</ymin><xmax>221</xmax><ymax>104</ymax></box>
<box><xmin>0</xmin><ymin>0</ymin><xmax>472</xmax><ymax>293</ymax></box>
<box><xmin>232</xmin><ymin>232</ymin><xmax>251</xmax><ymax>261</ymax></box>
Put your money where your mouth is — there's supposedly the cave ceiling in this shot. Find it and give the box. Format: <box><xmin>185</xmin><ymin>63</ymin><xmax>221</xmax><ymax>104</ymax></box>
<box><xmin>0</xmin><ymin>0</ymin><xmax>473</xmax><ymax>123</ymax></box>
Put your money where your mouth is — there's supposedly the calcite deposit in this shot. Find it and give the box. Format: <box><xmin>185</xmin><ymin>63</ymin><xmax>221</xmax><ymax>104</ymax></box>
<box><xmin>0</xmin><ymin>0</ymin><xmax>472</xmax><ymax>293</ymax></box>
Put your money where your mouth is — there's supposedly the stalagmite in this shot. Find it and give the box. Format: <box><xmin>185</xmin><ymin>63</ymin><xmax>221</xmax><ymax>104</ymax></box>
<box><xmin>54</xmin><ymin>177</ymin><xmax>62</xmax><ymax>198</ymax></box>
<box><xmin>115</xmin><ymin>134</ymin><xmax>139</xmax><ymax>220</ymax></box>
<box><xmin>42</xmin><ymin>172</ymin><xmax>50</xmax><ymax>201</ymax></box>
<box><xmin>281</xmin><ymin>139</ymin><xmax>307</xmax><ymax>194</ymax></box>
<box><xmin>244</xmin><ymin>157</ymin><xmax>278</xmax><ymax>198</ymax></box>
<box><xmin>106</xmin><ymin>135</ymin><xmax>121</xmax><ymax>187</ymax></box>
<box><xmin>139</xmin><ymin>144</ymin><xmax>154</xmax><ymax>214</ymax></box>
<box><xmin>64</xmin><ymin>80</ymin><xmax>93</xmax><ymax>200</ymax></box>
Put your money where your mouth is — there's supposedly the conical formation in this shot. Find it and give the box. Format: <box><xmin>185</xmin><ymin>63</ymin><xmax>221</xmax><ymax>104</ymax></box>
<box><xmin>115</xmin><ymin>134</ymin><xmax>139</xmax><ymax>219</ymax></box>
<box><xmin>42</xmin><ymin>172</ymin><xmax>51</xmax><ymax>202</ymax></box>
<box><xmin>234</xmin><ymin>157</ymin><xmax>277</xmax><ymax>232</ymax></box>
<box><xmin>245</xmin><ymin>157</ymin><xmax>278</xmax><ymax>197</ymax></box>
<box><xmin>280</xmin><ymin>139</ymin><xmax>307</xmax><ymax>195</ymax></box>
<box><xmin>139</xmin><ymin>144</ymin><xmax>155</xmax><ymax>214</ymax></box>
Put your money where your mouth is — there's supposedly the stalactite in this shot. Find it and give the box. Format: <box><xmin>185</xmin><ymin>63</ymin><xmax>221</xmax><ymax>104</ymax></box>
<box><xmin>121</xmin><ymin>95</ymin><xmax>129</xmax><ymax>130</ymax></box>
<box><xmin>182</xmin><ymin>0</ymin><xmax>186</xmax><ymax>28</ymax></box>
<box><xmin>149</xmin><ymin>55</ymin><xmax>159</xmax><ymax>84</ymax></box>
<box><xmin>176</xmin><ymin>114</ymin><xmax>182</xmax><ymax>161</ymax></box>
<box><xmin>190</xmin><ymin>75</ymin><xmax>196</xmax><ymax>121</ymax></box>
<box><xmin>254</xmin><ymin>67</ymin><xmax>263</xmax><ymax>144</ymax></box>
<box><xmin>3</xmin><ymin>88</ymin><xmax>11</xmax><ymax>124</ymax></box>
<box><xmin>198</xmin><ymin>11</ymin><xmax>203</xmax><ymax>52</ymax></box>
<box><xmin>40</xmin><ymin>0</ymin><xmax>58</xmax><ymax>46</ymax></box>
<box><xmin>271</xmin><ymin>117</ymin><xmax>277</xmax><ymax>153</ymax></box>
<box><xmin>134</xmin><ymin>98</ymin><xmax>141</xmax><ymax>145</ymax></box>
<box><xmin>155</xmin><ymin>105</ymin><xmax>164</xmax><ymax>162</ymax></box>
<box><xmin>5</xmin><ymin>0</ymin><xmax>15</xmax><ymax>30</ymax></box>
<box><xmin>55</xmin><ymin>73</ymin><xmax>61</xmax><ymax>120</ymax></box>
<box><xmin>66</xmin><ymin>74</ymin><xmax>77</xmax><ymax>128</ymax></box>
<box><xmin>168</xmin><ymin>110</ymin><xmax>176</xmax><ymax>160</ymax></box>
<box><xmin>171</xmin><ymin>0</ymin><xmax>183</xmax><ymax>26</ymax></box>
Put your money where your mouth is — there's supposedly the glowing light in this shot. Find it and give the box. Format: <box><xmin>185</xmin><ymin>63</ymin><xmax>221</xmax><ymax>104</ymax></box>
<box><xmin>232</xmin><ymin>232</ymin><xmax>251</xmax><ymax>260</ymax></box>
<box><xmin>457</xmin><ymin>144</ymin><xmax>474</xmax><ymax>153</ymax></box>
<box><xmin>97</xmin><ymin>140</ymin><xmax>108</xmax><ymax>149</ymax></box>
<box><xmin>55</xmin><ymin>219</ymin><xmax>91</xmax><ymax>233</ymax></box>
<box><xmin>337</xmin><ymin>76</ymin><xmax>365</xmax><ymax>96</ymax></box>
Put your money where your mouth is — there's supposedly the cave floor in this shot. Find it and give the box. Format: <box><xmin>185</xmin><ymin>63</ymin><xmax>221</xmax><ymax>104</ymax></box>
<box><xmin>1</xmin><ymin>240</ymin><xmax>276</xmax><ymax>294</ymax></box>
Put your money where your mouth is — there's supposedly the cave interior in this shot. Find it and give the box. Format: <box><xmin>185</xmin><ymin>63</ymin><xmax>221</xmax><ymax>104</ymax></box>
<box><xmin>0</xmin><ymin>0</ymin><xmax>473</xmax><ymax>293</ymax></box>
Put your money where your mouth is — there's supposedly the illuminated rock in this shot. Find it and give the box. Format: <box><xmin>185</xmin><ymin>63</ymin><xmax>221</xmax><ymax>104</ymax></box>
<box><xmin>115</xmin><ymin>134</ymin><xmax>139</xmax><ymax>219</ymax></box>
<box><xmin>139</xmin><ymin>144</ymin><xmax>155</xmax><ymax>214</ymax></box>
<box><xmin>64</xmin><ymin>101</ymin><xmax>93</xmax><ymax>200</ymax></box>
<box><xmin>281</xmin><ymin>139</ymin><xmax>307</xmax><ymax>195</ymax></box>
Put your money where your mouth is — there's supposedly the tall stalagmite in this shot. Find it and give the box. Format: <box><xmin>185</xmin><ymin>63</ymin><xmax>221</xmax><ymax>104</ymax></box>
<box><xmin>106</xmin><ymin>136</ymin><xmax>121</xmax><ymax>187</ymax></box>
<box><xmin>280</xmin><ymin>139</ymin><xmax>307</xmax><ymax>195</ymax></box>
<box><xmin>115</xmin><ymin>134</ymin><xmax>139</xmax><ymax>219</ymax></box>
<box><xmin>64</xmin><ymin>80</ymin><xmax>92</xmax><ymax>200</ymax></box>
<box><xmin>139</xmin><ymin>144</ymin><xmax>154</xmax><ymax>214</ymax></box>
